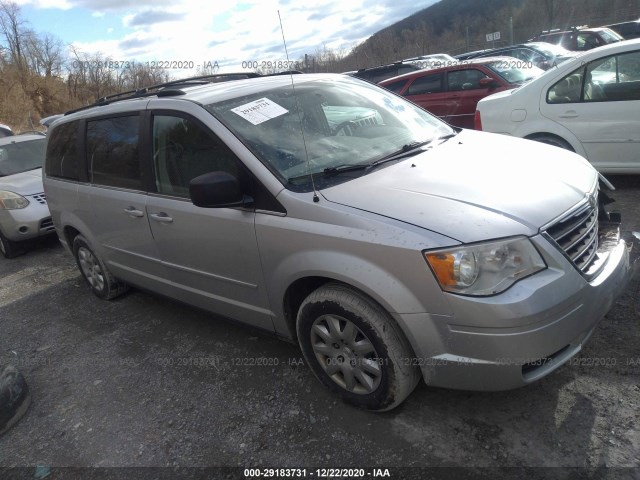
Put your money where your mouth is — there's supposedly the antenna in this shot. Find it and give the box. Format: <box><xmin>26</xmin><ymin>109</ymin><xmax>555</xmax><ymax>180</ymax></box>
<box><xmin>278</xmin><ymin>10</ymin><xmax>320</xmax><ymax>203</ymax></box>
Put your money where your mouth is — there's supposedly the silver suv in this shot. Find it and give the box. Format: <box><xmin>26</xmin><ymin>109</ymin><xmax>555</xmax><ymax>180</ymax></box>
<box><xmin>43</xmin><ymin>74</ymin><xmax>637</xmax><ymax>411</ymax></box>
<box><xmin>0</xmin><ymin>134</ymin><xmax>55</xmax><ymax>257</ymax></box>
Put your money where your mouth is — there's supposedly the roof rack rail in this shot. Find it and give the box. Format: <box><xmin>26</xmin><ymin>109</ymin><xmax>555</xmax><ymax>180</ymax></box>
<box><xmin>64</xmin><ymin>71</ymin><xmax>304</xmax><ymax>116</ymax></box>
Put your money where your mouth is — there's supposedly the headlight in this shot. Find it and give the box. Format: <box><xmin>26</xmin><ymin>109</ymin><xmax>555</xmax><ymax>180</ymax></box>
<box><xmin>0</xmin><ymin>191</ymin><xmax>30</xmax><ymax>209</ymax></box>
<box><xmin>424</xmin><ymin>237</ymin><xmax>546</xmax><ymax>296</ymax></box>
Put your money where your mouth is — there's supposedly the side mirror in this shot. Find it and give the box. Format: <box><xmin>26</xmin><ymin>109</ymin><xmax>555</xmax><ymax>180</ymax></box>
<box><xmin>189</xmin><ymin>171</ymin><xmax>254</xmax><ymax>208</ymax></box>
<box><xmin>479</xmin><ymin>77</ymin><xmax>498</xmax><ymax>88</ymax></box>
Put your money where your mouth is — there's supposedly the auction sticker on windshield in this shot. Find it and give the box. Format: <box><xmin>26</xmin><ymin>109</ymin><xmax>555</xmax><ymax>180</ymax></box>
<box><xmin>231</xmin><ymin>97</ymin><xmax>288</xmax><ymax>125</ymax></box>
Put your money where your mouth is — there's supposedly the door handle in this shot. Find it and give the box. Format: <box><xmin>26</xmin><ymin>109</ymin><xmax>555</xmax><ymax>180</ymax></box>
<box><xmin>559</xmin><ymin>111</ymin><xmax>579</xmax><ymax>118</ymax></box>
<box><xmin>150</xmin><ymin>212</ymin><xmax>173</xmax><ymax>223</ymax></box>
<box><xmin>123</xmin><ymin>207</ymin><xmax>144</xmax><ymax>218</ymax></box>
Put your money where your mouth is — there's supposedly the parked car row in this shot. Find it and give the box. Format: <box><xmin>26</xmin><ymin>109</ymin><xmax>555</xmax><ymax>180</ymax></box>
<box><xmin>380</xmin><ymin>56</ymin><xmax>544</xmax><ymax>129</ymax></box>
<box><xmin>454</xmin><ymin>42</ymin><xmax>577</xmax><ymax>70</ymax></box>
<box><xmin>529</xmin><ymin>26</ymin><xmax>624</xmax><ymax>51</ymax></box>
<box><xmin>476</xmin><ymin>38</ymin><xmax>640</xmax><ymax>173</ymax></box>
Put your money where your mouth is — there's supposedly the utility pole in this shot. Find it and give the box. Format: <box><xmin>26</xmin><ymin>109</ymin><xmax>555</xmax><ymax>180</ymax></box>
<box><xmin>510</xmin><ymin>17</ymin><xmax>514</xmax><ymax>44</ymax></box>
<box><xmin>508</xmin><ymin>0</ymin><xmax>514</xmax><ymax>44</ymax></box>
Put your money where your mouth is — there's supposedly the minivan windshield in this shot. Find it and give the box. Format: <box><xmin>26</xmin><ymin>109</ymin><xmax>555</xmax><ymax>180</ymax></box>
<box><xmin>206</xmin><ymin>77</ymin><xmax>453</xmax><ymax>189</ymax></box>
<box><xmin>0</xmin><ymin>137</ymin><xmax>46</xmax><ymax>176</ymax></box>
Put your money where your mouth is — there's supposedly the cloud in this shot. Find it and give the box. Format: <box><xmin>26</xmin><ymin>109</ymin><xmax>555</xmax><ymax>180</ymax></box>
<box><xmin>307</xmin><ymin>12</ymin><xmax>324</xmax><ymax>21</ymax></box>
<box><xmin>126</xmin><ymin>10</ymin><xmax>186</xmax><ymax>27</ymax></box>
<box><xmin>73</xmin><ymin>0</ymin><xmax>173</xmax><ymax>10</ymax></box>
<box><xmin>15</xmin><ymin>0</ymin><xmax>72</xmax><ymax>9</ymax></box>
<box><xmin>118</xmin><ymin>36</ymin><xmax>155</xmax><ymax>51</ymax></box>
<box><xmin>34</xmin><ymin>0</ymin><xmax>439</xmax><ymax>77</ymax></box>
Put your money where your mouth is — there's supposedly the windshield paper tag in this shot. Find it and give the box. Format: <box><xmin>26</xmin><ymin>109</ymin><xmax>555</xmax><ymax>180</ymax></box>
<box><xmin>231</xmin><ymin>98</ymin><xmax>289</xmax><ymax>125</ymax></box>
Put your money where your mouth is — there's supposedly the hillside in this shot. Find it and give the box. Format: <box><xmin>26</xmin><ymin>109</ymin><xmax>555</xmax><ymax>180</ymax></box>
<box><xmin>336</xmin><ymin>0</ymin><xmax>640</xmax><ymax>70</ymax></box>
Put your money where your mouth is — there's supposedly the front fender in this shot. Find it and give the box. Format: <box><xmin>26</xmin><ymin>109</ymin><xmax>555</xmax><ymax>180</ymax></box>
<box><xmin>265</xmin><ymin>249</ymin><xmax>452</xmax><ymax>334</ymax></box>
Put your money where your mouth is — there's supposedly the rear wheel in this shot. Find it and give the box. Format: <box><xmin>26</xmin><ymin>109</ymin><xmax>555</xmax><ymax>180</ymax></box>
<box><xmin>297</xmin><ymin>283</ymin><xmax>420</xmax><ymax>411</ymax></box>
<box><xmin>0</xmin><ymin>231</ymin><xmax>22</xmax><ymax>259</ymax></box>
<box><xmin>72</xmin><ymin>235</ymin><xmax>129</xmax><ymax>300</ymax></box>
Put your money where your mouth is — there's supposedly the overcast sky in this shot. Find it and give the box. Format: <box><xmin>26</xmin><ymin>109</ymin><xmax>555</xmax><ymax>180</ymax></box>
<box><xmin>17</xmin><ymin>0</ymin><xmax>438</xmax><ymax>72</ymax></box>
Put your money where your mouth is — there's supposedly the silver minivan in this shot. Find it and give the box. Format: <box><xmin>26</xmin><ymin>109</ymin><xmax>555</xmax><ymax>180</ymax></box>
<box><xmin>43</xmin><ymin>74</ymin><xmax>638</xmax><ymax>411</ymax></box>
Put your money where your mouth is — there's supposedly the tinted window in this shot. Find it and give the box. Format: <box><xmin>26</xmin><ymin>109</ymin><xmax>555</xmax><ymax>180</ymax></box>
<box><xmin>447</xmin><ymin>69</ymin><xmax>488</xmax><ymax>91</ymax></box>
<box><xmin>576</xmin><ymin>33</ymin><xmax>601</xmax><ymax>50</ymax></box>
<box><xmin>383</xmin><ymin>80</ymin><xmax>408</xmax><ymax>93</ymax></box>
<box><xmin>406</xmin><ymin>73</ymin><xmax>443</xmax><ymax>95</ymax></box>
<box><xmin>87</xmin><ymin>115</ymin><xmax>141</xmax><ymax>190</ymax></box>
<box><xmin>45</xmin><ymin>121</ymin><xmax>80</xmax><ymax>180</ymax></box>
<box><xmin>153</xmin><ymin>115</ymin><xmax>239</xmax><ymax>197</ymax></box>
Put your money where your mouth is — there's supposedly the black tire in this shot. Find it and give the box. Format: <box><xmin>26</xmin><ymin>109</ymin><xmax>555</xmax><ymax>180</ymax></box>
<box><xmin>0</xmin><ymin>230</ymin><xmax>23</xmax><ymax>259</ymax></box>
<box><xmin>72</xmin><ymin>235</ymin><xmax>129</xmax><ymax>300</ymax></box>
<box><xmin>529</xmin><ymin>134</ymin><xmax>574</xmax><ymax>151</ymax></box>
<box><xmin>297</xmin><ymin>283</ymin><xmax>420</xmax><ymax>411</ymax></box>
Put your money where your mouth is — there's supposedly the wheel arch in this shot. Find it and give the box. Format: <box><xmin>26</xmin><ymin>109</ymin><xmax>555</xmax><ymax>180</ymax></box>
<box><xmin>524</xmin><ymin>132</ymin><xmax>575</xmax><ymax>151</ymax></box>
<box><xmin>514</xmin><ymin>123</ymin><xmax>587</xmax><ymax>158</ymax></box>
<box><xmin>282</xmin><ymin>276</ymin><xmax>419</xmax><ymax>362</ymax></box>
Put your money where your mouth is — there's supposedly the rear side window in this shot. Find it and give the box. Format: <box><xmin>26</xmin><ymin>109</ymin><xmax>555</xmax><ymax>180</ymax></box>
<box><xmin>383</xmin><ymin>80</ymin><xmax>408</xmax><ymax>93</ymax></box>
<box><xmin>87</xmin><ymin>115</ymin><xmax>141</xmax><ymax>190</ymax></box>
<box><xmin>45</xmin><ymin>121</ymin><xmax>80</xmax><ymax>181</ymax></box>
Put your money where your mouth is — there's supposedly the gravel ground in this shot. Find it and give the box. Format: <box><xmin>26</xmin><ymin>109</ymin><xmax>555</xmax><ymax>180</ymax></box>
<box><xmin>0</xmin><ymin>176</ymin><xmax>639</xmax><ymax>480</ymax></box>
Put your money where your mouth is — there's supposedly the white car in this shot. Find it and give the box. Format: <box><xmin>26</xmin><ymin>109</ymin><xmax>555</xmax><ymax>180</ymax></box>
<box><xmin>475</xmin><ymin>38</ymin><xmax>640</xmax><ymax>174</ymax></box>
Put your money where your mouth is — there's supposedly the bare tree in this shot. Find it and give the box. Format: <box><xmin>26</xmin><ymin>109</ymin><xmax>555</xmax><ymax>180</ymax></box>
<box><xmin>0</xmin><ymin>1</ymin><xmax>30</xmax><ymax>74</ymax></box>
<box><xmin>26</xmin><ymin>32</ymin><xmax>65</xmax><ymax>77</ymax></box>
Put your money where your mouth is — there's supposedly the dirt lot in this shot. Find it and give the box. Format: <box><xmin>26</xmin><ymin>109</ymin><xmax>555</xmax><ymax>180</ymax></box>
<box><xmin>1</xmin><ymin>176</ymin><xmax>639</xmax><ymax>479</ymax></box>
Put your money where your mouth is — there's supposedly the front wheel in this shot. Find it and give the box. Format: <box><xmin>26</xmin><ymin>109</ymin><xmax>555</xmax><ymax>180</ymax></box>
<box><xmin>297</xmin><ymin>283</ymin><xmax>420</xmax><ymax>411</ymax></box>
<box><xmin>72</xmin><ymin>235</ymin><xmax>129</xmax><ymax>300</ymax></box>
<box><xmin>0</xmin><ymin>231</ymin><xmax>22</xmax><ymax>259</ymax></box>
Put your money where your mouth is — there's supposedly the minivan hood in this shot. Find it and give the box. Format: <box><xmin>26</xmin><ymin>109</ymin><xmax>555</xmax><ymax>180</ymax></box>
<box><xmin>321</xmin><ymin>130</ymin><xmax>597</xmax><ymax>243</ymax></box>
<box><xmin>0</xmin><ymin>168</ymin><xmax>44</xmax><ymax>195</ymax></box>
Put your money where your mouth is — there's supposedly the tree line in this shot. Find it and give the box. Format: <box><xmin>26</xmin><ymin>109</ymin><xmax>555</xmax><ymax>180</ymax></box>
<box><xmin>0</xmin><ymin>1</ymin><xmax>176</xmax><ymax>132</ymax></box>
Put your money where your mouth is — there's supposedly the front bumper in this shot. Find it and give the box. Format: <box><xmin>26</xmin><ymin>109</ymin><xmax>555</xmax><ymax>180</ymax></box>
<box><xmin>0</xmin><ymin>200</ymin><xmax>55</xmax><ymax>242</ymax></box>
<box><xmin>398</xmin><ymin>229</ymin><xmax>638</xmax><ymax>391</ymax></box>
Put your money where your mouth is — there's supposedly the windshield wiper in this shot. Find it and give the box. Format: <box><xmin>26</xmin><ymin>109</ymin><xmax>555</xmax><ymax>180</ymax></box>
<box><xmin>370</xmin><ymin>133</ymin><xmax>457</xmax><ymax>167</ymax></box>
<box><xmin>322</xmin><ymin>163</ymin><xmax>369</xmax><ymax>176</ymax></box>
<box><xmin>288</xmin><ymin>133</ymin><xmax>459</xmax><ymax>182</ymax></box>
<box><xmin>322</xmin><ymin>141</ymin><xmax>430</xmax><ymax>177</ymax></box>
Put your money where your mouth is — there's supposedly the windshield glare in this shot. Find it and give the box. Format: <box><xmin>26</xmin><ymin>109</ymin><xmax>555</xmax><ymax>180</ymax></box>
<box><xmin>0</xmin><ymin>138</ymin><xmax>46</xmax><ymax>176</ymax></box>
<box><xmin>528</xmin><ymin>42</ymin><xmax>569</xmax><ymax>57</ymax></box>
<box><xmin>487</xmin><ymin>61</ymin><xmax>544</xmax><ymax>83</ymax></box>
<box><xmin>206</xmin><ymin>78</ymin><xmax>453</xmax><ymax>187</ymax></box>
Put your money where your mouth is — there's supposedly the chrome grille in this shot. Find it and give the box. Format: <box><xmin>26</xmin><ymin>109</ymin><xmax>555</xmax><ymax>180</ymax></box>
<box><xmin>544</xmin><ymin>199</ymin><xmax>599</xmax><ymax>275</ymax></box>
<box><xmin>31</xmin><ymin>193</ymin><xmax>47</xmax><ymax>205</ymax></box>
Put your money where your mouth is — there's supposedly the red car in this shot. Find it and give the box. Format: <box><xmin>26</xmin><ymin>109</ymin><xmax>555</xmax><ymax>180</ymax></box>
<box><xmin>379</xmin><ymin>57</ymin><xmax>543</xmax><ymax>129</ymax></box>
